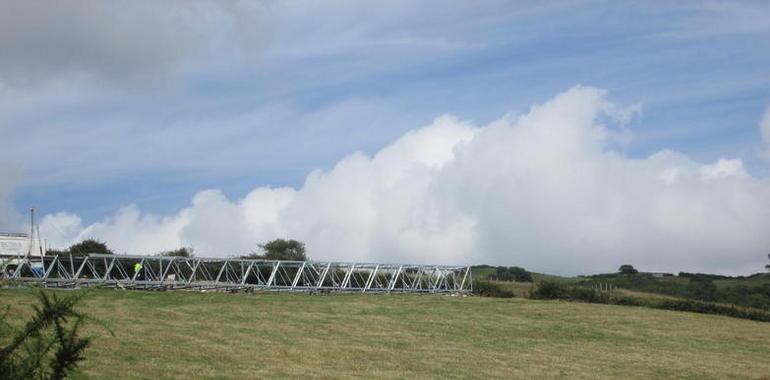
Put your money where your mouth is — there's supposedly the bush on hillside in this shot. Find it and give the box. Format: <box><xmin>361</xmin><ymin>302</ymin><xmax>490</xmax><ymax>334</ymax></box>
<box><xmin>528</xmin><ymin>281</ymin><xmax>770</xmax><ymax>323</ymax></box>
<box><xmin>492</xmin><ymin>266</ymin><xmax>533</xmax><ymax>282</ymax></box>
<box><xmin>609</xmin><ymin>295</ymin><xmax>645</xmax><ymax>307</ymax></box>
<box><xmin>529</xmin><ymin>281</ymin><xmax>568</xmax><ymax>300</ymax></box>
<box><xmin>530</xmin><ymin>281</ymin><xmax>609</xmax><ymax>303</ymax></box>
<box><xmin>577</xmin><ymin>273</ymin><xmax>770</xmax><ymax>311</ymax></box>
<box><xmin>654</xmin><ymin>299</ymin><xmax>770</xmax><ymax>322</ymax></box>
<box><xmin>568</xmin><ymin>286</ymin><xmax>611</xmax><ymax>303</ymax></box>
<box><xmin>472</xmin><ymin>280</ymin><xmax>515</xmax><ymax>298</ymax></box>
<box><xmin>687</xmin><ymin>277</ymin><xmax>717</xmax><ymax>302</ymax></box>
<box><xmin>717</xmin><ymin>284</ymin><xmax>770</xmax><ymax>310</ymax></box>
<box><xmin>678</xmin><ymin>272</ymin><xmax>740</xmax><ymax>280</ymax></box>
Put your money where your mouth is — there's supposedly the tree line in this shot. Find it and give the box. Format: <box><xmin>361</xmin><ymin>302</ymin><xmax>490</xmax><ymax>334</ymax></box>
<box><xmin>45</xmin><ymin>238</ymin><xmax>308</xmax><ymax>262</ymax></box>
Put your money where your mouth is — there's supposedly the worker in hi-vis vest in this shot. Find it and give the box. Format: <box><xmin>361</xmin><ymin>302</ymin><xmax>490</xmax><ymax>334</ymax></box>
<box><xmin>134</xmin><ymin>262</ymin><xmax>143</xmax><ymax>281</ymax></box>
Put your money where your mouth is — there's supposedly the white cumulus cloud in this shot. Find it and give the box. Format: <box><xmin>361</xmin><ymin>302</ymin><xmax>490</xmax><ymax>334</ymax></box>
<box><xmin>39</xmin><ymin>87</ymin><xmax>770</xmax><ymax>275</ymax></box>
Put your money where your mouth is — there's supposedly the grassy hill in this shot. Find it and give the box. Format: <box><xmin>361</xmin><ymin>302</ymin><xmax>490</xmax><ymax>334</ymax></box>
<box><xmin>2</xmin><ymin>288</ymin><xmax>770</xmax><ymax>379</ymax></box>
<box><xmin>473</xmin><ymin>265</ymin><xmax>770</xmax><ymax>311</ymax></box>
<box><xmin>573</xmin><ymin>273</ymin><xmax>770</xmax><ymax>310</ymax></box>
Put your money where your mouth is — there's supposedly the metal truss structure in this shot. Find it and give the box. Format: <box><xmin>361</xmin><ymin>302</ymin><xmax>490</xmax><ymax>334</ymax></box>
<box><xmin>0</xmin><ymin>253</ymin><xmax>472</xmax><ymax>294</ymax></box>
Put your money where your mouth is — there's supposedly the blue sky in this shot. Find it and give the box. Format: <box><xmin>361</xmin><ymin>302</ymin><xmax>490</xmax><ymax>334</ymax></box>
<box><xmin>1</xmin><ymin>1</ymin><xmax>770</xmax><ymax>273</ymax></box>
<box><xmin>1</xmin><ymin>1</ymin><xmax>767</xmax><ymax>221</ymax></box>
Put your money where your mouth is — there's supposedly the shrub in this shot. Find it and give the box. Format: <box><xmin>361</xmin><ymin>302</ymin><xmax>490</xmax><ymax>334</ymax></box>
<box><xmin>609</xmin><ymin>296</ymin><xmax>645</xmax><ymax>307</ymax></box>
<box><xmin>472</xmin><ymin>280</ymin><xmax>515</xmax><ymax>298</ymax></box>
<box><xmin>653</xmin><ymin>299</ymin><xmax>770</xmax><ymax>322</ymax></box>
<box><xmin>492</xmin><ymin>266</ymin><xmax>533</xmax><ymax>282</ymax></box>
<box><xmin>716</xmin><ymin>284</ymin><xmax>770</xmax><ymax>310</ymax></box>
<box><xmin>568</xmin><ymin>286</ymin><xmax>610</xmax><ymax>303</ymax></box>
<box><xmin>0</xmin><ymin>291</ymin><xmax>108</xmax><ymax>379</ymax></box>
<box><xmin>529</xmin><ymin>281</ymin><xmax>568</xmax><ymax>300</ymax></box>
<box><xmin>678</xmin><ymin>272</ymin><xmax>742</xmax><ymax>280</ymax></box>
<box><xmin>528</xmin><ymin>281</ymin><xmax>770</xmax><ymax>322</ymax></box>
<box><xmin>687</xmin><ymin>277</ymin><xmax>717</xmax><ymax>302</ymax></box>
<box><xmin>577</xmin><ymin>273</ymin><xmax>770</xmax><ymax>311</ymax></box>
<box><xmin>530</xmin><ymin>281</ymin><xmax>609</xmax><ymax>303</ymax></box>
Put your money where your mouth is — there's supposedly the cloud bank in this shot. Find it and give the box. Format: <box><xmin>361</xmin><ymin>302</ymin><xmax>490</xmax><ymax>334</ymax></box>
<box><xmin>39</xmin><ymin>87</ymin><xmax>770</xmax><ymax>275</ymax></box>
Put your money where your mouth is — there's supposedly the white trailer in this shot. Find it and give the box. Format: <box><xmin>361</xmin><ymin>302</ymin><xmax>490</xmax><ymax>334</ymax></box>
<box><xmin>0</xmin><ymin>233</ymin><xmax>46</xmax><ymax>256</ymax></box>
<box><xmin>0</xmin><ymin>232</ymin><xmax>47</xmax><ymax>277</ymax></box>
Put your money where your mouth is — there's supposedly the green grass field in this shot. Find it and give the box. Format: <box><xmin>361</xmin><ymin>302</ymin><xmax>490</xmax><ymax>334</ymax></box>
<box><xmin>2</xmin><ymin>288</ymin><xmax>770</xmax><ymax>379</ymax></box>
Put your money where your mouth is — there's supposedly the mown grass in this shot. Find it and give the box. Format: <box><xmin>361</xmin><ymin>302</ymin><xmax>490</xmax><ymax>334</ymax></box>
<box><xmin>2</xmin><ymin>288</ymin><xmax>770</xmax><ymax>379</ymax></box>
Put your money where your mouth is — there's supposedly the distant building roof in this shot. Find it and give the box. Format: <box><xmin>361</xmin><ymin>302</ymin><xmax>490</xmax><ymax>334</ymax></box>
<box><xmin>0</xmin><ymin>232</ymin><xmax>28</xmax><ymax>238</ymax></box>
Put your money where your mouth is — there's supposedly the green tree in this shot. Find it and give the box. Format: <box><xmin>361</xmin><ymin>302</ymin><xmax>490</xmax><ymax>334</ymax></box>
<box><xmin>766</xmin><ymin>252</ymin><xmax>769</xmax><ymax>271</ymax></box>
<box><xmin>0</xmin><ymin>291</ymin><xmax>104</xmax><ymax>379</ymax></box>
<box><xmin>510</xmin><ymin>266</ymin><xmax>533</xmax><ymax>282</ymax></box>
<box><xmin>245</xmin><ymin>239</ymin><xmax>307</xmax><ymax>261</ymax></box>
<box><xmin>158</xmin><ymin>247</ymin><xmax>194</xmax><ymax>258</ymax></box>
<box><xmin>618</xmin><ymin>264</ymin><xmax>638</xmax><ymax>275</ymax></box>
<box><xmin>65</xmin><ymin>239</ymin><xmax>114</xmax><ymax>257</ymax></box>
